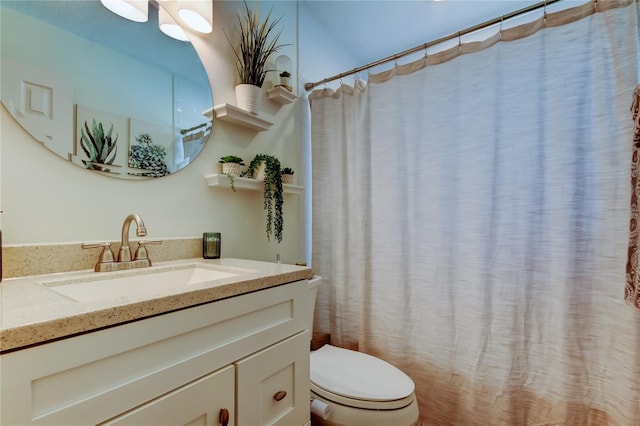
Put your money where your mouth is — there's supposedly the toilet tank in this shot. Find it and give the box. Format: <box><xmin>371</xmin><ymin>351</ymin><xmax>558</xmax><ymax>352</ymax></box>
<box><xmin>304</xmin><ymin>276</ymin><xmax>323</xmax><ymax>335</ymax></box>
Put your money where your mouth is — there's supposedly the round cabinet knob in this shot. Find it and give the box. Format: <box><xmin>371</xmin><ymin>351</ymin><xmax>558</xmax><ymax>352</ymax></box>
<box><xmin>273</xmin><ymin>390</ymin><xmax>287</xmax><ymax>401</ymax></box>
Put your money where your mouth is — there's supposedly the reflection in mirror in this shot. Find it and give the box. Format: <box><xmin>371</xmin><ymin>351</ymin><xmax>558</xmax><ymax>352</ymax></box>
<box><xmin>0</xmin><ymin>0</ymin><xmax>213</xmax><ymax>179</ymax></box>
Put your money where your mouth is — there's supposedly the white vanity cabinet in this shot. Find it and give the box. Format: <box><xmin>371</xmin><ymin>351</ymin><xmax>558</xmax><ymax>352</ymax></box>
<box><xmin>0</xmin><ymin>280</ymin><xmax>311</xmax><ymax>426</ymax></box>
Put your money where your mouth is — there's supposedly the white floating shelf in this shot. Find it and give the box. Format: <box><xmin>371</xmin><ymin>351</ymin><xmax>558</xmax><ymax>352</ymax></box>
<box><xmin>267</xmin><ymin>86</ymin><xmax>296</xmax><ymax>105</ymax></box>
<box><xmin>205</xmin><ymin>174</ymin><xmax>304</xmax><ymax>195</ymax></box>
<box><xmin>202</xmin><ymin>106</ymin><xmax>214</xmax><ymax>121</ymax></box>
<box><xmin>208</xmin><ymin>104</ymin><xmax>274</xmax><ymax>131</ymax></box>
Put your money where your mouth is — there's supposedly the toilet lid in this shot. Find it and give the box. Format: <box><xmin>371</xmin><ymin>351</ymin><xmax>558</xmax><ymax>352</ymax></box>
<box><xmin>310</xmin><ymin>345</ymin><xmax>415</xmax><ymax>403</ymax></box>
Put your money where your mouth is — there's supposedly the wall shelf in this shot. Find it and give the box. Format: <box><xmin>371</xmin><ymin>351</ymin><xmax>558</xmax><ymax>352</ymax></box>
<box><xmin>267</xmin><ymin>86</ymin><xmax>296</xmax><ymax>105</ymax></box>
<box><xmin>205</xmin><ymin>174</ymin><xmax>304</xmax><ymax>195</ymax></box>
<box><xmin>204</xmin><ymin>104</ymin><xmax>273</xmax><ymax>132</ymax></box>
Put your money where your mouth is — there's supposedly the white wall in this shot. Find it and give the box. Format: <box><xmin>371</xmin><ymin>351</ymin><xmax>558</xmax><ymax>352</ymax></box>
<box><xmin>0</xmin><ymin>1</ymin><xmax>306</xmax><ymax>265</ymax></box>
<box><xmin>298</xmin><ymin>2</ymin><xmax>360</xmax><ymax>92</ymax></box>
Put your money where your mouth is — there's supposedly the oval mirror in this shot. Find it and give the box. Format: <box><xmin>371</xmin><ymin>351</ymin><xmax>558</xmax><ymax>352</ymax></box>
<box><xmin>0</xmin><ymin>0</ymin><xmax>213</xmax><ymax>179</ymax></box>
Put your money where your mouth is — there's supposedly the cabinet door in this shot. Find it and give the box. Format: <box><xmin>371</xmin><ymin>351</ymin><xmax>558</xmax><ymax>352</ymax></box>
<box><xmin>101</xmin><ymin>365</ymin><xmax>235</xmax><ymax>426</ymax></box>
<box><xmin>236</xmin><ymin>331</ymin><xmax>310</xmax><ymax>426</ymax></box>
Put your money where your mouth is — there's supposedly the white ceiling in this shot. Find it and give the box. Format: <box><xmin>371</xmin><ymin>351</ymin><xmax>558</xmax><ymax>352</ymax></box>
<box><xmin>301</xmin><ymin>0</ymin><xmax>551</xmax><ymax>66</ymax></box>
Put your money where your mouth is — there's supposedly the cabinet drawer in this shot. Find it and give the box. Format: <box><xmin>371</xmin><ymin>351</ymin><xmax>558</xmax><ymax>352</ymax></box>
<box><xmin>101</xmin><ymin>365</ymin><xmax>235</xmax><ymax>426</ymax></box>
<box><xmin>236</xmin><ymin>331</ymin><xmax>310</xmax><ymax>426</ymax></box>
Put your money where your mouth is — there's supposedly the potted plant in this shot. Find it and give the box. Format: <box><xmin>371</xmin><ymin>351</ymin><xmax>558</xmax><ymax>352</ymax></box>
<box><xmin>279</xmin><ymin>71</ymin><xmax>291</xmax><ymax>89</ymax></box>
<box><xmin>219</xmin><ymin>155</ymin><xmax>245</xmax><ymax>191</ymax></box>
<box><xmin>219</xmin><ymin>155</ymin><xmax>245</xmax><ymax>176</ymax></box>
<box><xmin>281</xmin><ymin>167</ymin><xmax>294</xmax><ymax>184</ymax></box>
<box><xmin>80</xmin><ymin>119</ymin><xmax>118</xmax><ymax>172</ymax></box>
<box><xmin>244</xmin><ymin>154</ymin><xmax>284</xmax><ymax>243</ymax></box>
<box><xmin>128</xmin><ymin>133</ymin><xmax>170</xmax><ymax>177</ymax></box>
<box><xmin>226</xmin><ymin>2</ymin><xmax>286</xmax><ymax>115</ymax></box>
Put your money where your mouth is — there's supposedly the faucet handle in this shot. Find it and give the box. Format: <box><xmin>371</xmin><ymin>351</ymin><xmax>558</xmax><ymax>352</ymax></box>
<box><xmin>81</xmin><ymin>242</ymin><xmax>116</xmax><ymax>271</ymax></box>
<box><xmin>134</xmin><ymin>240</ymin><xmax>162</xmax><ymax>261</ymax></box>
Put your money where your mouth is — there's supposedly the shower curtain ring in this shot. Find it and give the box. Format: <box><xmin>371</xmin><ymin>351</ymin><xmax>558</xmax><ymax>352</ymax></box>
<box><xmin>543</xmin><ymin>0</ymin><xmax>548</xmax><ymax>25</ymax></box>
<box><xmin>499</xmin><ymin>16</ymin><xmax>504</xmax><ymax>40</ymax></box>
<box><xmin>458</xmin><ymin>31</ymin><xmax>462</xmax><ymax>51</ymax></box>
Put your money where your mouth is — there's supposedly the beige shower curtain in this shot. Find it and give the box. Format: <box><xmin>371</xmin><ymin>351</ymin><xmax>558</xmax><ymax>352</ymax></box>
<box><xmin>310</xmin><ymin>1</ymin><xmax>640</xmax><ymax>424</ymax></box>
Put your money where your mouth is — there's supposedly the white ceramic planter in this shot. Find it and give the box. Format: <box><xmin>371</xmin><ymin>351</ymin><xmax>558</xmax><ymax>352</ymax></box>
<box><xmin>279</xmin><ymin>76</ymin><xmax>291</xmax><ymax>86</ymax></box>
<box><xmin>235</xmin><ymin>84</ymin><xmax>262</xmax><ymax>115</ymax></box>
<box><xmin>254</xmin><ymin>162</ymin><xmax>267</xmax><ymax>180</ymax></box>
<box><xmin>221</xmin><ymin>162</ymin><xmax>243</xmax><ymax>176</ymax></box>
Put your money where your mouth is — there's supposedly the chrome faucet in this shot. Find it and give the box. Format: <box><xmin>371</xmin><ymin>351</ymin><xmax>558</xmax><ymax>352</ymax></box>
<box><xmin>82</xmin><ymin>213</ymin><xmax>162</xmax><ymax>272</ymax></box>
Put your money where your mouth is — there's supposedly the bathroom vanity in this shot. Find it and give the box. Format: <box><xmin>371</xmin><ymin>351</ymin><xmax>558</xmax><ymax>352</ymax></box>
<box><xmin>0</xmin><ymin>258</ymin><xmax>314</xmax><ymax>426</ymax></box>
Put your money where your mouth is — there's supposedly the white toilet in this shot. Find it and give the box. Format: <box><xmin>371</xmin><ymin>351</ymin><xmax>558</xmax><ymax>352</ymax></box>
<box><xmin>306</xmin><ymin>277</ymin><xmax>420</xmax><ymax>426</ymax></box>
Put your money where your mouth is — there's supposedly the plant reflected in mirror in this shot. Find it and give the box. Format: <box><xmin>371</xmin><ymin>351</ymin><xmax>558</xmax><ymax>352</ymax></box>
<box><xmin>0</xmin><ymin>0</ymin><xmax>212</xmax><ymax>180</ymax></box>
<box><xmin>80</xmin><ymin>119</ymin><xmax>119</xmax><ymax>173</ymax></box>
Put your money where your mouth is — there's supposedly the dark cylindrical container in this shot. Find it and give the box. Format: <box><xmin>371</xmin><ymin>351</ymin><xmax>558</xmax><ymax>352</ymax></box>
<box><xmin>202</xmin><ymin>232</ymin><xmax>221</xmax><ymax>259</ymax></box>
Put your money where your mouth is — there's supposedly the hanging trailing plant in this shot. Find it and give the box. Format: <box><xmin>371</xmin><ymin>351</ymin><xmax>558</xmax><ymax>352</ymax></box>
<box><xmin>225</xmin><ymin>174</ymin><xmax>236</xmax><ymax>192</ymax></box>
<box><xmin>244</xmin><ymin>154</ymin><xmax>284</xmax><ymax>243</ymax></box>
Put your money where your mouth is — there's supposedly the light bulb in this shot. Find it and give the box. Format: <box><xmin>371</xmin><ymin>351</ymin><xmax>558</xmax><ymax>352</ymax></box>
<box><xmin>178</xmin><ymin>0</ymin><xmax>213</xmax><ymax>34</ymax></box>
<box><xmin>159</xmin><ymin>7</ymin><xmax>189</xmax><ymax>41</ymax></box>
<box><xmin>100</xmin><ymin>0</ymin><xmax>148</xmax><ymax>23</ymax></box>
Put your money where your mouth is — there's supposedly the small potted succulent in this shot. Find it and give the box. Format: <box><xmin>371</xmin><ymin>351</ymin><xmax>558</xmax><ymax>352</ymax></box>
<box><xmin>219</xmin><ymin>155</ymin><xmax>245</xmax><ymax>176</ymax></box>
<box><xmin>128</xmin><ymin>133</ymin><xmax>170</xmax><ymax>177</ymax></box>
<box><xmin>80</xmin><ymin>119</ymin><xmax>118</xmax><ymax>172</ymax></box>
<box><xmin>281</xmin><ymin>167</ymin><xmax>294</xmax><ymax>184</ymax></box>
<box><xmin>279</xmin><ymin>71</ymin><xmax>291</xmax><ymax>87</ymax></box>
<box><xmin>219</xmin><ymin>155</ymin><xmax>245</xmax><ymax>192</ymax></box>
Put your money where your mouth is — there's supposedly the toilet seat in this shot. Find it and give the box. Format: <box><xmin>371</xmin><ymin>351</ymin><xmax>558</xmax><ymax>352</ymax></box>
<box><xmin>310</xmin><ymin>345</ymin><xmax>415</xmax><ymax>410</ymax></box>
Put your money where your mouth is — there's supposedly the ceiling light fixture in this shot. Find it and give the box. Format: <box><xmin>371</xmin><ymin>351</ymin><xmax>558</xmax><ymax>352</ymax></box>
<box><xmin>177</xmin><ymin>0</ymin><xmax>213</xmax><ymax>34</ymax></box>
<box><xmin>100</xmin><ymin>0</ymin><xmax>149</xmax><ymax>22</ymax></box>
<box><xmin>158</xmin><ymin>6</ymin><xmax>189</xmax><ymax>41</ymax></box>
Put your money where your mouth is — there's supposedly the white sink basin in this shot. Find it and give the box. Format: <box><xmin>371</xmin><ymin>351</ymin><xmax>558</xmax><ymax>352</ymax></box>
<box><xmin>41</xmin><ymin>263</ymin><xmax>249</xmax><ymax>303</ymax></box>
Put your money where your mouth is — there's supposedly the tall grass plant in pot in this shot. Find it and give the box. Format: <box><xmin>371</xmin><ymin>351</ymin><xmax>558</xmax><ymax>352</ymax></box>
<box><xmin>226</xmin><ymin>2</ymin><xmax>286</xmax><ymax>115</ymax></box>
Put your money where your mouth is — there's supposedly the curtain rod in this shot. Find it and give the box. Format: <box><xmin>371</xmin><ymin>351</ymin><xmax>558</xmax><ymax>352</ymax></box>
<box><xmin>303</xmin><ymin>0</ymin><xmax>562</xmax><ymax>91</ymax></box>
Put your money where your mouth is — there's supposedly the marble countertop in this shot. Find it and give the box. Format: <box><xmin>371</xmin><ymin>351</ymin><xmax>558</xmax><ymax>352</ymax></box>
<box><xmin>0</xmin><ymin>258</ymin><xmax>313</xmax><ymax>353</ymax></box>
